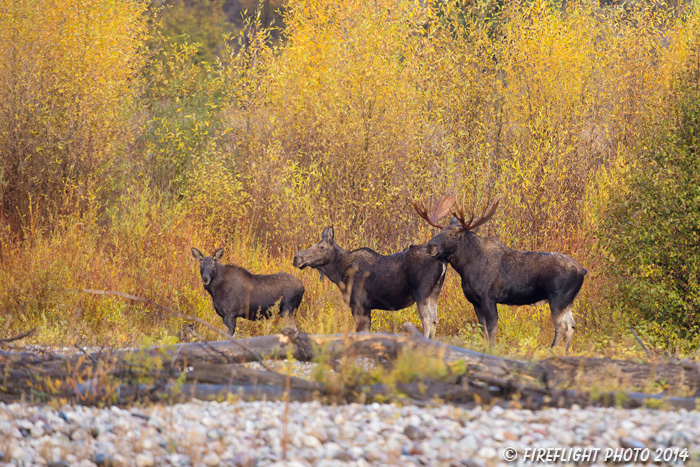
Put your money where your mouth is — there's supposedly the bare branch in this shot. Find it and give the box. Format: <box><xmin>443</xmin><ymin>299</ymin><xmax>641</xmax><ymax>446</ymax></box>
<box><xmin>0</xmin><ymin>328</ymin><xmax>36</xmax><ymax>345</ymax></box>
<box><xmin>631</xmin><ymin>328</ymin><xmax>652</xmax><ymax>360</ymax></box>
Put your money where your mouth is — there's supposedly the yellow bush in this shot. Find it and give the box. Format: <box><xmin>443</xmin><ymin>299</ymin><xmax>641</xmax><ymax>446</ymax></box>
<box><xmin>218</xmin><ymin>0</ymin><xmax>693</xmax><ymax>254</ymax></box>
<box><xmin>0</xmin><ymin>0</ymin><xmax>150</xmax><ymax>237</ymax></box>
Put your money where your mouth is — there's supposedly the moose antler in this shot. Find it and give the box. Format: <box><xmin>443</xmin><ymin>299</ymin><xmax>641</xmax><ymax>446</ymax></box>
<box><xmin>411</xmin><ymin>194</ymin><xmax>457</xmax><ymax>229</ymax></box>
<box><xmin>452</xmin><ymin>195</ymin><xmax>502</xmax><ymax>231</ymax></box>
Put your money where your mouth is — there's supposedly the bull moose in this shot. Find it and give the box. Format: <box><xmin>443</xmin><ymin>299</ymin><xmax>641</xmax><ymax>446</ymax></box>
<box><xmin>413</xmin><ymin>196</ymin><xmax>586</xmax><ymax>350</ymax></box>
<box><xmin>191</xmin><ymin>247</ymin><xmax>305</xmax><ymax>336</ymax></box>
<box><xmin>292</xmin><ymin>226</ymin><xmax>448</xmax><ymax>338</ymax></box>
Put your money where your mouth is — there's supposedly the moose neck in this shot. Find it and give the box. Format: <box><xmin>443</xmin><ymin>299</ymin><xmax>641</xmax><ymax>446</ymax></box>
<box><xmin>315</xmin><ymin>245</ymin><xmax>350</xmax><ymax>286</ymax></box>
<box><xmin>448</xmin><ymin>231</ymin><xmax>483</xmax><ymax>276</ymax></box>
<box><xmin>204</xmin><ymin>263</ymin><xmax>227</xmax><ymax>292</ymax></box>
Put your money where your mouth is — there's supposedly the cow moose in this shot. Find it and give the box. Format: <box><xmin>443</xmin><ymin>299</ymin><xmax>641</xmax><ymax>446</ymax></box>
<box><xmin>292</xmin><ymin>225</ymin><xmax>450</xmax><ymax>338</ymax></box>
<box><xmin>413</xmin><ymin>196</ymin><xmax>587</xmax><ymax>350</ymax></box>
<box><xmin>191</xmin><ymin>247</ymin><xmax>305</xmax><ymax>336</ymax></box>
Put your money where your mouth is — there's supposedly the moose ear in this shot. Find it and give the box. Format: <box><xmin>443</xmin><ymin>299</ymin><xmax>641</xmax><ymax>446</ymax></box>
<box><xmin>212</xmin><ymin>248</ymin><xmax>224</xmax><ymax>261</ymax></box>
<box><xmin>448</xmin><ymin>217</ymin><xmax>461</xmax><ymax>227</ymax></box>
<box><xmin>191</xmin><ymin>247</ymin><xmax>204</xmax><ymax>261</ymax></box>
<box><xmin>321</xmin><ymin>226</ymin><xmax>334</xmax><ymax>242</ymax></box>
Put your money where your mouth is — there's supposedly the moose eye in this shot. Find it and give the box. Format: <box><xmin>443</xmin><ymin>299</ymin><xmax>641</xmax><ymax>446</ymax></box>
<box><xmin>319</xmin><ymin>245</ymin><xmax>325</xmax><ymax>250</ymax></box>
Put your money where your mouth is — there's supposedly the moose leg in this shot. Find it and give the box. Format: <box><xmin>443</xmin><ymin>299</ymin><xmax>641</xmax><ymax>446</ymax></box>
<box><xmin>551</xmin><ymin>305</ymin><xmax>576</xmax><ymax>351</ymax></box>
<box><xmin>278</xmin><ymin>299</ymin><xmax>299</xmax><ymax>331</ymax></box>
<box><xmin>282</xmin><ymin>289</ymin><xmax>304</xmax><ymax>318</ymax></box>
<box><xmin>279</xmin><ymin>301</ymin><xmax>292</xmax><ymax>318</ymax></box>
<box><xmin>223</xmin><ymin>314</ymin><xmax>238</xmax><ymax>337</ymax></box>
<box><xmin>353</xmin><ymin>307</ymin><xmax>372</xmax><ymax>332</ymax></box>
<box><xmin>416</xmin><ymin>298</ymin><xmax>438</xmax><ymax>339</ymax></box>
<box><xmin>474</xmin><ymin>302</ymin><xmax>498</xmax><ymax>345</ymax></box>
<box><xmin>424</xmin><ymin>265</ymin><xmax>445</xmax><ymax>339</ymax></box>
<box><xmin>274</xmin><ymin>302</ymin><xmax>294</xmax><ymax>330</ymax></box>
<box><xmin>417</xmin><ymin>277</ymin><xmax>444</xmax><ymax>339</ymax></box>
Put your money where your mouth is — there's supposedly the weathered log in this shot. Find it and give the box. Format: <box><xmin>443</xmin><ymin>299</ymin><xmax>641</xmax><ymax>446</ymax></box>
<box><xmin>70</xmin><ymin>324</ymin><xmax>700</xmax><ymax>399</ymax></box>
<box><xmin>623</xmin><ymin>392</ymin><xmax>699</xmax><ymax>411</ymax></box>
<box><xmin>101</xmin><ymin>334</ymin><xmax>292</xmax><ymax>367</ymax></box>
<box><xmin>185</xmin><ymin>363</ymin><xmax>326</xmax><ymax>393</ymax></box>
<box><xmin>0</xmin><ymin>349</ymin><xmax>62</xmax><ymax>364</ymax></box>
<box><xmin>103</xmin><ymin>324</ymin><xmax>530</xmax><ymax>378</ymax></box>
<box><xmin>78</xmin><ymin>289</ymin><xmax>700</xmax><ymax>395</ymax></box>
<box><xmin>532</xmin><ymin>356</ymin><xmax>700</xmax><ymax>394</ymax></box>
<box><xmin>397</xmin><ymin>323</ymin><xmax>531</xmax><ymax>376</ymax></box>
<box><xmin>2</xmin><ymin>322</ymin><xmax>699</xmax><ymax>410</ymax></box>
<box><xmin>393</xmin><ymin>324</ymin><xmax>700</xmax><ymax>394</ymax></box>
<box><xmin>398</xmin><ymin>324</ymin><xmax>700</xmax><ymax>394</ymax></box>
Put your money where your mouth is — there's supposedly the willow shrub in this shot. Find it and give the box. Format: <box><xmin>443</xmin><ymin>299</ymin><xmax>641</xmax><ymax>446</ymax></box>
<box><xmin>593</xmin><ymin>26</ymin><xmax>700</xmax><ymax>348</ymax></box>
<box><xmin>217</xmin><ymin>1</ymin><xmax>682</xmax><ymax>253</ymax></box>
<box><xmin>0</xmin><ymin>0</ymin><xmax>151</xmax><ymax>238</ymax></box>
<box><xmin>3</xmin><ymin>0</ymin><xmax>700</xmax><ymax>350</ymax></box>
<box><xmin>0</xmin><ymin>0</ymin><xmax>200</xmax><ymax>343</ymax></box>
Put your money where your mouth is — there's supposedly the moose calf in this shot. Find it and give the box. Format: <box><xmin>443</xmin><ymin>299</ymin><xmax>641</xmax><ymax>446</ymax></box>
<box><xmin>293</xmin><ymin>227</ymin><xmax>446</xmax><ymax>338</ymax></box>
<box><xmin>414</xmin><ymin>196</ymin><xmax>586</xmax><ymax>351</ymax></box>
<box><xmin>191</xmin><ymin>247</ymin><xmax>305</xmax><ymax>336</ymax></box>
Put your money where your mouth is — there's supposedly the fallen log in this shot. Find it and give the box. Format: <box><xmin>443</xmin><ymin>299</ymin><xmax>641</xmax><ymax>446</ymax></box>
<box><xmin>122</xmin><ymin>375</ymin><xmax>699</xmax><ymax>410</ymax></box>
<box><xmin>185</xmin><ymin>363</ymin><xmax>326</xmax><ymax>393</ymax></box>
<box><xmin>100</xmin><ymin>324</ymin><xmax>530</xmax><ymax>379</ymax></box>
<box><xmin>69</xmin><ymin>324</ymin><xmax>700</xmax><ymax>402</ymax></box>
<box><xmin>77</xmin><ymin>289</ymin><xmax>700</xmax><ymax>395</ymax></box>
<box><xmin>398</xmin><ymin>323</ymin><xmax>700</xmax><ymax>394</ymax></box>
<box><xmin>100</xmin><ymin>334</ymin><xmax>292</xmax><ymax>367</ymax></box>
<box><xmin>1</xmin><ymin>323</ymin><xmax>699</xmax><ymax>410</ymax></box>
<box><xmin>532</xmin><ymin>356</ymin><xmax>700</xmax><ymax>395</ymax></box>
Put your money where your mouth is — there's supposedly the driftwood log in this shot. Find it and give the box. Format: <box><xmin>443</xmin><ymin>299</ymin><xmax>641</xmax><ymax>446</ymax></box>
<box><xmin>1</xmin><ymin>324</ymin><xmax>698</xmax><ymax>409</ymax></box>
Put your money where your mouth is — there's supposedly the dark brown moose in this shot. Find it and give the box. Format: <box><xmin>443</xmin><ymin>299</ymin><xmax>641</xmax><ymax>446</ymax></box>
<box><xmin>413</xmin><ymin>196</ymin><xmax>587</xmax><ymax>351</ymax></box>
<box><xmin>191</xmin><ymin>247</ymin><xmax>305</xmax><ymax>336</ymax></box>
<box><xmin>292</xmin><ymin>226</ymin><xmax>448</xmax><ymax>338</ymax></box>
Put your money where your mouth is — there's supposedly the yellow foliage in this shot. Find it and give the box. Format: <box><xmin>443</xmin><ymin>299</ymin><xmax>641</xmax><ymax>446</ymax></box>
<box><xmin>0</xmin><ymin>0</ymin><xmax>150</xmax><ymax>234</ymax></box>
<box><xmin>219</xmin><ymin>0</ymin><xmax>700</xmax><ymax>256</ymax></box>
<box><xmin>1</xmin><ymin>0</ymin><xmax>700</xmax><ymax>354</ymax></box>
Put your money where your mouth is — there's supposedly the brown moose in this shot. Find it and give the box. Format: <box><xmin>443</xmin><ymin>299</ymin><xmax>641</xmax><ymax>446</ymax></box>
<box><xmin>293</xmin><ymin>226</ymin><xmax>448</xmax><ymax>338</ymax></box>
<box><xmin>191</xmin><ymin>247</ymin><xmax>305</xmax><ymax>336</ymax></box>
<box><xmin>413</xmin><ymin>195</ymin><xmax>586</xmax><ymax>350</ymax></box>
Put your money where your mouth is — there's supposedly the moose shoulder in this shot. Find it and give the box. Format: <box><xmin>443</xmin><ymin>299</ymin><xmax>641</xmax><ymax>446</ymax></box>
<box><xmin>292</xmin><ymin>227</ymin><xmax>446</xmax><ymax>338</ymax></box>
<box><xmin>414</xmin><ymin>196</ymin><xmax>586</xmax><ymax>350</ymax></box>
<box><xmin>191</xmin><ymin>247</ymin><xmax>305</xmax><ymax>336</ymax></box>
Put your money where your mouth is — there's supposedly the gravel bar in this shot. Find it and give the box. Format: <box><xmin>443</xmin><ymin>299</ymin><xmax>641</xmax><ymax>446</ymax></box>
<box><xmin>0</xmin><ymin>400</ymin><xmax>698</xmax><ymax>466</ymax></box>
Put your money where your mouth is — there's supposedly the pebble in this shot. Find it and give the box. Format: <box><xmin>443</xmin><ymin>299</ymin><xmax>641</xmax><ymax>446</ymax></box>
<box><xmin>0</xmin><ymin>401</ymin><xmax>697</xmax><ymax>466</ymax></box>
<box><xmin>301</xmin><ymin>434</ymin><xmax>322</xmax><ymax>448</ymax></box>
<box><xmin>134</xmin><ymin>453</ymin><xmax>154</xmax><ymax>467</ymax></box>
<box><xmin>202</xmin><ymin>452</ymin><xmax>220</xmax><ymax>466</ymax></box>
<box><xmin>404</xmin><ymin>424</ymin><xmax>426</xmax><ymax>441</ymax></box>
